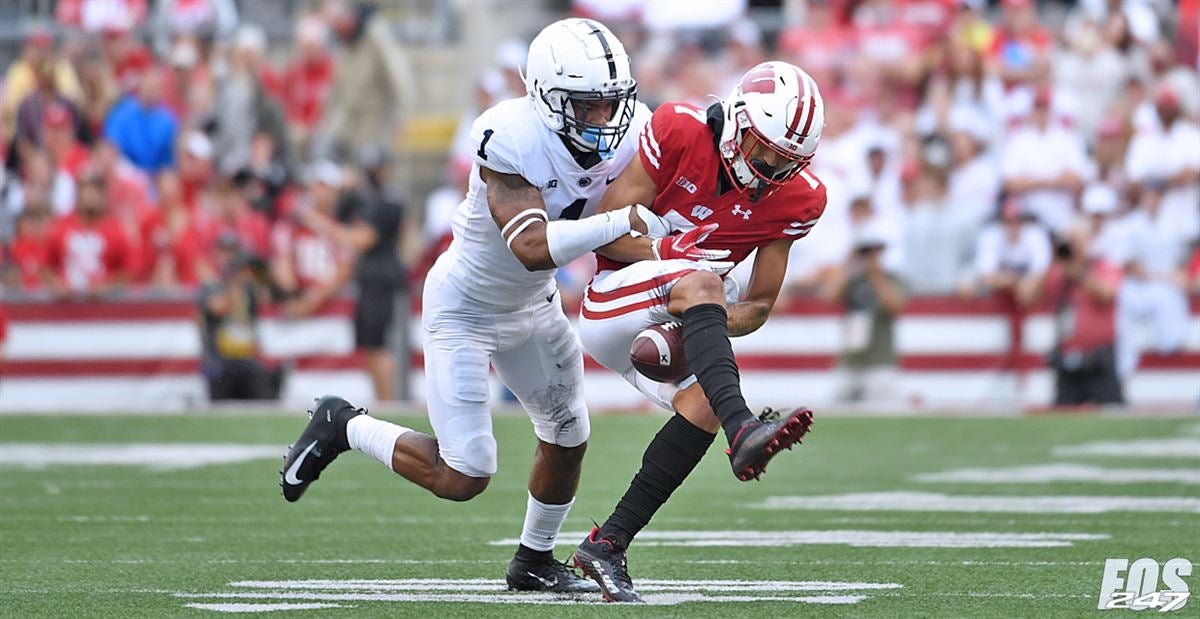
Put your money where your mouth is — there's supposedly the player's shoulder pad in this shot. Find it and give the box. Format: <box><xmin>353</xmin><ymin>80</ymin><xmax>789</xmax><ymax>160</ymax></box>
<box><xmin>470</xmin><ymin>97</ymin><xmax>540</xmax><ymax>177</ymax></box>
<box><xmin>641</xmin><ymin>101</ymin><xmax>711</xmax><ymax>171</ymax></box>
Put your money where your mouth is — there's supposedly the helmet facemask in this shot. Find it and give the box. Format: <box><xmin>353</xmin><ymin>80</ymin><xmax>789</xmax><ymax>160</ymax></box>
<box><xmin>722</xmin><ymin>109</ymin><xmax>812</xmax><ymax>202</ymax></box>
<box><xmin>541</xmin><ymin>84</ymin><xmax>638</xmax><ymax>158</ymax></box>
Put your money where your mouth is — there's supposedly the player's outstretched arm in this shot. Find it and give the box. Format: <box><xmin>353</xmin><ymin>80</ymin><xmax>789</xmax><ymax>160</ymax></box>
<box><xmin>595</xmin><ymin>153</ymin><xmax>661</xmax><ymax>263</ymax></box>
<box><xmin>595</xmin><ymin>154</ymin><xmax>730</xmax><ymax>265</ymax></box>
<box><xmin>482</xmin><ymin>166</ymin><xmax>662</xmax><ymax>272</ymax></box>
<box><xmin>728</xmin><ymin>238</ymin><xmax>793</xmax><ymax>337</ymax></box>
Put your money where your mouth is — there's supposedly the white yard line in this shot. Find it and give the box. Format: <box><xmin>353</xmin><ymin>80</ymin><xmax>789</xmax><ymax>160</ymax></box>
<box><xmin>1051</xmin><ymin>438</ymin><xmax>1200</xmax><ymax>459</ymax></box>
<box><xmin>753</xmin><ymin>492</ymin><xmax>1200</xmax><ymax>513</ymax></box>
<box><xmin>176</xmin><ymin>591</ymin><xmax>869</xmax><ymax>606</ymax></box>
<box><xmin>184</xmin><ymin>603</ymin><xmax>348</xmax><ymax>613</ymax></box>
<box><xmin>228</xmin><ymin>579</ymin><xmax>902</xmax><ymax>592</ymax></box>
<box><xmin>490</xmin><ymin>529</ymin><xmax>1109</xmax><ymax>549</ymax></box>
<box><xmin>913</xmin><ymin>464</ymin><xmax>1200</xmax><ymax>484</ymax></box>
<box><xmin>0</xmin><ymin>443</ymin><xmax>284</xmax><ymax>470</ymax></box>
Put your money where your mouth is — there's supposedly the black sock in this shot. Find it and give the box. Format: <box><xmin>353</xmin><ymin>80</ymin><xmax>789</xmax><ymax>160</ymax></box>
<box><xmin>598</xmin><ymin>414</ymin><xmax>716</xmax><ymax>549</ymax></box>
<box><xmin>682</xmin><ymin>303</ymin><xmax>754</xmax><ymax>444</ymax></box>
<box><xmin>514</xmin><ymin>543</ymin><xmax>553</xmax><ymax>563</ymax></box>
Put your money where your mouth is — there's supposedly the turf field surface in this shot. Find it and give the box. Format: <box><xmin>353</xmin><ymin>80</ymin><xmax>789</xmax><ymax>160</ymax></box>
<box><xmin>1</xmin><ymin>412</ymin><xmax>1198</xmax><ymax>617</ymax></box>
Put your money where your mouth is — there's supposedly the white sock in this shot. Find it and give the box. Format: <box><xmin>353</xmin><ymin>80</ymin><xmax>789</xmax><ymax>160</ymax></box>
<box><xmin>519</xmin><ymin>492</ymin><xmax>574</xmax><ymax>552</ymax></box>
<box><xmin>346</xmin><ymin>415</ymin><xmax>410</xmax><ymax>472</ymax></box>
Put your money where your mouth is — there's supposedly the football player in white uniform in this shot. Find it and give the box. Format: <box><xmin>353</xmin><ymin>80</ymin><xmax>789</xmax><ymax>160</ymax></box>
<box><xmin>280</xmin><ymin>18</ymin><xmax>682</xmax><ymax>592</ymax></box>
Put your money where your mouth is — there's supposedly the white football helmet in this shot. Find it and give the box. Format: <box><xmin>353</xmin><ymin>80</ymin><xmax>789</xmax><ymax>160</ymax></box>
<box><xmin>718</xmin><ymin>61</ymin><xmax>824</xmax><ymax>201</ymax></box>
<box><xmin>525</xmin><ymin>18</ymin><xmax>638</xmax><ymax>157</ymax></box>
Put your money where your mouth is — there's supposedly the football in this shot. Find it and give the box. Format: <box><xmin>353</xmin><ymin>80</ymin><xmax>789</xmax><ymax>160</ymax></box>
<box><xmin>630</xmin><ymin>322</ymin><xmax>691</xmax><ymax>383</ymax></box>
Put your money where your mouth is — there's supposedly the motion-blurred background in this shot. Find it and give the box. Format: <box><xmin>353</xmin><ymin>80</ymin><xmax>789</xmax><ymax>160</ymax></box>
<box><xmin>0</xmin><ymin>0</ymin><xmax>1197</xmax><ymax>412</ymax></box>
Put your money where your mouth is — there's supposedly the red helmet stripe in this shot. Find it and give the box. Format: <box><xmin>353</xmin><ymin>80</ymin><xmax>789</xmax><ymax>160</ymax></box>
<box><xmin>740</xmin><ymin>67</ymin><xmax>776</xmax><ymax>94</ymax></box>
<box><xmin>787</xmin><ymin>65</ymin><xmax>817</xmax><ymax>141</ymax></box>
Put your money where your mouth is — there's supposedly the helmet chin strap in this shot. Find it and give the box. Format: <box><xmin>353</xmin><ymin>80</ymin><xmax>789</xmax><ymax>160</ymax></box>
<box><xmin>731</xmin><ymin>155</ymin><xmax>776</xmax><ymax>202</ymax></box>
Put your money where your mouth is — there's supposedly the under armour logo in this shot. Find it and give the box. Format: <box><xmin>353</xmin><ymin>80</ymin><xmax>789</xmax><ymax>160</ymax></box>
<box><xmin>691</xmin><ymin>205</ymin><xmax>714</xmax><ymax>220</ymax></box>
<box><xmin>732</xmin><ymin>205</ymin><xmax>752</xmax><ymax>220</ymax></box>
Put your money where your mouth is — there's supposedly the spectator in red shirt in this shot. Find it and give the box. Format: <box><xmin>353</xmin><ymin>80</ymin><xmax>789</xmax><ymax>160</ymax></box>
<box><xmin>45</xmin><ymin>170</ymin><xmax>134</xmax><ymax>299</ymax></box>
<box><xmin>1044</xmin><ymin>226</ymin><xmax>1124</xmax><ymax>406</ymax></box>
<box><xmin>200</xmin><ymin>170</ymin><xmax>272</xmax><ymax>261</ymax></box>
<box><xmin>92</xmin><ymin>138</ymin><xmax>155</xmax><ymax>225</ymax></box>
<box><xmin>0</xmin><ymin>302</ymin><xmax>7</xmax><ymax>364</ymax></box>
<box><xmin>8</xmin><ymin>205</ymin><xmax>54</xmax><ymax>291</ymax></box>
<box><xmin>178</xmin><ymin>130</ymin><xmax>214</xmax><ymax>213</ymax></box>
<box><xmin>160</xmin><ymin>35</ymin><xmax>215</xmax><ymax>128</ymax></box>
<box><xmin>140</xmin><ymin>171</ymin><xmax>209</xmax><ymax>288</ymax></box>
<box><xmin>270</xmin><ymin>161</ymin><xmax>354</xmax><ymax>319</ymax></box>
<box><xmin>1189</xmin><ymin>245</ymin><xmax>1200</xmax><ymax>294</ymax></box>
<box><xmin>281</xmin><ymin>15</ymin><xmax>334</xmax><ymax>150</ymax></box>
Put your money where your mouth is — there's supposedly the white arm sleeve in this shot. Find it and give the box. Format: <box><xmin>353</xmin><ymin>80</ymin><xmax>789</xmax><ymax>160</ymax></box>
<box><xmin>544</xmin><ymin>206</ymin><xmax>635</xmax><ymax>267</ymax></box>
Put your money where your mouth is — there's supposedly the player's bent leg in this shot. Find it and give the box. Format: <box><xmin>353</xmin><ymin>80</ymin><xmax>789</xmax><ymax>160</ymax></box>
<box><xmin>493</xmin><ymin>300</ymin><xmax>599</xmax><ymax>593</ymax></box>
<box><xmin>414</xmin><ymin>334</ymin><xmax>499</xmax><ymax>500</ymax></box>
<box><xmin>665</xmin><ymin>270</ymin><xmax>758</xmax><ymax>445</ymax></box>
<box><xmin>672</xmin><ymin>382</ymin><xmax>721</xmax><ymax>434</ymax></box>
<box><xmin>667</xmin><ymin>270</ymin><xmax>816</xmax><ymax>480</ymax></box>
<box><xmin>389</xmin><ymin>431</ymin><xmax>491</xmax><ymax>502</ymax></box>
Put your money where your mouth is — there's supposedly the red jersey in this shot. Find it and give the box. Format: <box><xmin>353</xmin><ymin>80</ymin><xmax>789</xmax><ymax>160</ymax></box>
<box><xmin>45</xmin><ymin>213</ymin><xmax>134</xmax><ymax>292</ymax></box>
<box><xmin>271</xmin><ymin>219</ymin><xmax>352</xmax><ymax>290</ymax></box>
<box><xmin>282</xmin><ymin>54</ymin><xmax>334</xmax><ymax>131</ymax></box>
<box><xmin>596</xmin><ymin>102</ymin><xmax>826</xmax><ymax>274</ymax></box>
<box><xmin>197</xmin><ymin>209</ymin><xmax>273</xmax><ymax>259</ymax></box>
<box><xmin>1045</xmin><ymin>259</ymin><xmax>1121</xmax><ymax>354</ymax></box>
<box><xmin>139</xmin><ymin>209</ymin><xmax>206</xmax><ymax>285</ymax></box>
<box><xmin>10</xmin><ymin>233</ymin><xmax>50</xmax><ymax>289</ymax></box>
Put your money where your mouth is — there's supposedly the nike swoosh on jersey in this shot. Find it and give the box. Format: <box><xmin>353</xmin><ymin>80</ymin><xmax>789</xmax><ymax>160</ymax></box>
<box><xmin>606</xmin><ymin>176</ymin><xmax>617</xmax><ymax>185</ymax></box>
<box><xmin>284</xmin><ymin>440</ymin><xmax>318</xmax><ymax>485</ymax></box>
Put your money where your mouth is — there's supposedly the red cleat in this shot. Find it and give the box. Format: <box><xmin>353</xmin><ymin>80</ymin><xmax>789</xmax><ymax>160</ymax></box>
<box><xmin>725</xmin><ymin>407</ymin><xmax>814</xmax><ymax>481</ymax></box>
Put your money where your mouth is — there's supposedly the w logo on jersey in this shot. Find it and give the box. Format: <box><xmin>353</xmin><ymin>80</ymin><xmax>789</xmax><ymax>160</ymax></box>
<box><xmin>783</xmin><ymin>219</ymin><xmax>818</xmax><ymax>237</ymax></box>
<box><xmin>691</xmin><ymin>205</ymin><xmax>714</xmax><ymax>220</ymax></box>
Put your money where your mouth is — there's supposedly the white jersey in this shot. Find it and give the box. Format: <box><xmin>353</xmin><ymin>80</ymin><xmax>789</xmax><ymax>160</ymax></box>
<box><xmin>432</xmin><ymin>97</ymin><xmax>651</xmax><ymax>308</ymax></box>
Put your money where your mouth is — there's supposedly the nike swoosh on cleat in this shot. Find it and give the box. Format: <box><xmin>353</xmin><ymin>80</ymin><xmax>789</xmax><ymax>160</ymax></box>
<box><xmin>526</xmin><ymin>572</ymin><xmax>557</xmax><ymax>588</ymax></box>
<box><xmin>283</xmin><ymin>440</ymin><xmax>318</xmax><ymax>485</ymax></box>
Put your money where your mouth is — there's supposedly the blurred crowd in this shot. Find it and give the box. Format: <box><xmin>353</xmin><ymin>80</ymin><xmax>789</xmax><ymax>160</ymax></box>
<box><xmin>1</xmin><ymin>0</ymin><xmax>1198</xmax><ymax>405</ymax></box>
<box><xmin>0</xmin><ymin>0</ymin><xmax>413</xmax><ymax>399</ymax></box>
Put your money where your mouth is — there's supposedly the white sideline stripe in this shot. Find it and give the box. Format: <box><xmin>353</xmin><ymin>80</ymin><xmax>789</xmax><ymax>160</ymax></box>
<box><xmin>0</xmin><ymin>443</ymin><xmax>283</xmax><ymax>471</ymax></box>
<box><xmin>488</xmin><ymin>530</ymin><xmax>1108</xmax><ymax>549</ymax></box>
<box><xmin>914</xmin><ymin>464</ymin><xmax>1200</xmax><ymax>484</ymax></box>
<box><xmin>184</xmin><ymin>603</ymin><xmax>347</xmax><ymax>613</ymax></box>
<box><xmin>1051</xmin><ymin>438</ymin><xmax>1200</xmax><ymax>459</ymax></box>
<box><xmin>228</xmin><ymin>579</ymin><xmax>901</xmax><ymax>592</ymax></box>
<box><xmin>753</xmin><ymin>492</ymin><xmax>1200</xmax><ymax>513</ymax></box>
<box><xmin>179</xmin><ymin>592</ymin><xmax>868</xmax><ymax>606</ymax></box>
<box><xmin>10</xmin><ymin>313</ymin><xmax>1197</xmax><ymax>359</ymax></box>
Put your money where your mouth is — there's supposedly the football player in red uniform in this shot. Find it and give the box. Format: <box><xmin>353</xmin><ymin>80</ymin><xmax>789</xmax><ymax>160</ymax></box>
<box><xmin>572</xmin><ymin>61</ymin><xmax>828</xmax><ymax>602</ymax></box>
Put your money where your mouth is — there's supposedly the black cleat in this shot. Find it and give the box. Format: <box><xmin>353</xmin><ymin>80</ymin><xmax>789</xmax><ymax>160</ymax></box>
<box><xmin>280</xmin><ymin>395</ymin><xmax>364</xmax><ymax>502</ymax></box>
<box><xmin>506</xmin><ymin>555</ymin><xmax>600</xmax><ymax>593</ymax></box>
<box><xmin>573</xmin><ymin>528</ymin><xmax>641</xmax><ymax>603</ymax></box>
<box><xmin>726</xmin><ymin>407</ymin><xmax>814</xmax><ymax>481</ymax></box>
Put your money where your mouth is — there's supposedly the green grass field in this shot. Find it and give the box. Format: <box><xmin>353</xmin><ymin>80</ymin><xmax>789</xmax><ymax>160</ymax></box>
<box><xmin>2</xmin><ymin>412</ymin><xmax>1198</xmax><ymax>617</ymax></box>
